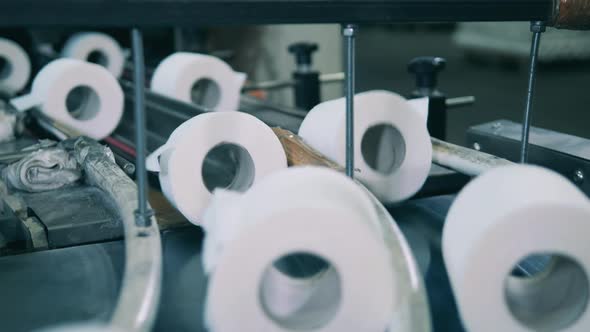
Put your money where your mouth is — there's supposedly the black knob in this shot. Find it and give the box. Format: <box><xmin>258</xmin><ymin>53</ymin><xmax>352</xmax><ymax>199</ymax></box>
<box><xmin>288</xmin><ymin>42</ymin><xmax>319</xmax><ymax>67</ymax></box>
<box><xmin>408</xmin><ymin>56</ymin><xmax>446</xmax><ymax>95</ymax></box>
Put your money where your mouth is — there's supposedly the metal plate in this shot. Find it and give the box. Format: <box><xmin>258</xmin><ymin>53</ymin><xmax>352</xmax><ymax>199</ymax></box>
<box><xmin>21</xmin><ymin>185</ymin><xmax>124</xmax><ymax>248</ymax></box>
<box><xmin>466</xmin><ymin>119</ymin><xmax>590</xmax><ymax>196</ymax></box>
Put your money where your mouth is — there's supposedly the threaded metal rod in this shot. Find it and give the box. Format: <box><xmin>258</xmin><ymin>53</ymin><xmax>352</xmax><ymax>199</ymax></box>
<box><xmin>520</xmin><ymin>21</ymin><xmax>545</xmax><ymax>164</ymax></box>
<box><xmin>343</xmin><ymin>24</ymin><xmax>357</xmax><ymax>178</ymax></box>
<box><xmin>131</xmin><ymin>28</ymin><xmax>153</xmax><ymax>227</ymax></box>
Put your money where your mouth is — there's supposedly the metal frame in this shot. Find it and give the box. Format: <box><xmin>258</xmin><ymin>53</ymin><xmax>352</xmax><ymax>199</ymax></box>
<box><xmin>0</xmin><ymin>0</ymin><xmax>564</xmax><ymax>329</ymax></box>
<box><xmin>0</xmin><ymin>0</ymin><xmax>552</xmax><ymax>26</ymax></box>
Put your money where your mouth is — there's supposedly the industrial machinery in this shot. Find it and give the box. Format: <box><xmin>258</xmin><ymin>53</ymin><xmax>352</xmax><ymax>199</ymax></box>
<box><xmin>0</xmin><ymin>1</ymin><xmax>589</xmax><ymax>331</ymax></box>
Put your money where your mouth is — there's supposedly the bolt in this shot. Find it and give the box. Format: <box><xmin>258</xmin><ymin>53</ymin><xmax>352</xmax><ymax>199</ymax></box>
<box><xmin>574</xmin><ymin>169</ymin><xmax>585</xmax><ymax>184</ymax></box>
<box><xmin>473</xmin><ymin>142</ymin><xmax>481</xmax><ymax>151</ymax></box>
<box><xmin>530</xmin><ymin>21</ymin><xmax>547</xmax><ymax>33</ymax></box>
<box><xmin>343</xmin><ymin>24</ymin><xmax>357</xmax><ymax>37</ymax></box>
<box><xmin>492</xmin><ymin>122</ymin><xmax>503</xmax><ymax>130</ymax></box>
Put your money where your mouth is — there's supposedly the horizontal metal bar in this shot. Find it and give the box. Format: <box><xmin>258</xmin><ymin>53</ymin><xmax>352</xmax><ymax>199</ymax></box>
<box><xmin>431</xmin><ymin>137</ymin><xmax>513</xmax><ymax>176</ymax></box>
<box><xmin>445</xmin><ymin>96</ymin><xmax>475</xmax><ymax>109</ymax></box>
<box><xmin>0</xmin><ymin>0</ymin><xmax>552</xmax><ymax>27</ymax></box>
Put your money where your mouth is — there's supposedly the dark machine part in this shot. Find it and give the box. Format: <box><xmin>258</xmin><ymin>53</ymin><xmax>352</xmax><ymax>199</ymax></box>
<box><xmin>115</xmin><ymin>79</ymin><xmax>304</xmax><ymax>154</ymax></box>
<box><xmin>21</xmin><ymin>186</ymin><xmax>123</xmax><ymax>248</ymax></box>
<box><xmin>408</xmin><ymin>56</ymin><xmax>447</xmax><ymax>140</ymax></box>
<box><xmin>0</xmin><ymin>195</ymin><xmax>464</xmax><ymax>332</ymax></box>
<box><xmin>467</xmin><ymin>119</ymin><xmax>590</xmax><ymax>196</ymax></box>
<box><xmin>0</xmin><ymin>135</ymin><xmax>126</xmax><ymax>253</ymax></box>
<box><xmin>0</xmin><ymin>0</ymin><xmax>569</xmax><ymax>27</ymax></box>
<box><xmin>288</xmin><ymin>42</ymin><xmax>321</xmax><ymax>111</ymax></box>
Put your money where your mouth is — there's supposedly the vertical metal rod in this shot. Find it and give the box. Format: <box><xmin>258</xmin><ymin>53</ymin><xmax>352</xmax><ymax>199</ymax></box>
<box><xmin>515</xmin><ymin>21</ymin><xmax>550</xmax><ymax>278</ymax></box>
<box><xmin>520</xmin><ymin>21</ymin><xmax>545</xmax><ymax>164</ymax></box>
<box><xmin>343</xmin><ymin>24</ymin><xmax>357</xmax><ymax>178</ymax></box>
<box><xmin>131</xmin><ymin>28</ymin><xmax>152</xmax><ymax>227</ymax></box>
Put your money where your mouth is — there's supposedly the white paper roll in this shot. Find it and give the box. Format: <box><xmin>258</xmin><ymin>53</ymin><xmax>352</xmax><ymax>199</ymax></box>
<box><xmin>202</xmin><ymin>166</ymin><xmax>398</xmax><ymax>332</ymax></box>
<box><xmin>10</xmin><ymin>58</ymin><xmax>123</xmax><ymax>140</ymax></box>
<box><xmin>150</xmin><ymin>52</ymin><xmax>246</xmax><ymax>111</ymax></box>
<box><xmin>147</xmin><ymin>111</ymin><xmax>287</xmax><ymax>225</ymax></box>
<box><xmin>443</xmin><ymin>164</ymin><xmax>590</xmax><ymax>332</ymax></box>
<box><xmin>299</xmin><ymin>90</ymin><xmax>432</xmax><ymax>203</ymax></box>
<box><xmin>0</xmin><ymin>37</ymin><xmax>31</xmax><ymax>96</ymax></box>
<box><xmin>61</xmin><ymin>32</ymin><xmax>125</xmax><ymax>78</ymax></box>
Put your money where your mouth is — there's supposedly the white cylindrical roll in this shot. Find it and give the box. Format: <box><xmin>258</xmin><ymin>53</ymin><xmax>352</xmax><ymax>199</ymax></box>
<box><xmin>298</xmin><ymin>90</ymin><xmax>432</xmax><ymax>203</ymax></box>
<box><xmin>443</xmin><ymin>164</ymin><xmax>590</xmax><ymax>332</ymax></box>
<box><xmin>12</xmin><ymin>59</ymin><xmax>123</xmax><ymax>140</ymax></box>
<box><xmin>203</xmin><ymin>166</ymin><xmax>398</xmax><ymax>332</ymax></box>
<box><xmin>147</xmin><ymin>111</ymin><xmax>287</xmax><ymax>225</ymax></box>
<box><xmin>0</xmin><ymin>37</ymin><xmax>31</xmax><ymax>96</ymax></box>
<box><xmin>150</xmin><ymin>52</ymin><xmax>246</xmax><ymax>111</ymax></box>
<box><xmin>61</xmin><ymin>32</ymin><xmax>125</xmax><ymax>78</ymax></box>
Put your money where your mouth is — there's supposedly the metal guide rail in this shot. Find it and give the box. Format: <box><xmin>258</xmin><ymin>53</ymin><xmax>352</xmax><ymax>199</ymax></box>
<box><xmin>0</xmin><ymin>0</ymin><xmax>554</xmax><ymax>26</ymax></box>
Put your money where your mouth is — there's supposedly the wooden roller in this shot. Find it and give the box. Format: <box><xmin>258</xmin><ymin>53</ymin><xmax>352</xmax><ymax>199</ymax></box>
<box><xmin>272</xmin><ymin>127</ymin><xmax>513</xmax><ymax>177</ymax></box>
<box><xmin>553</xmin><ymin>0</ymin><xmax>590</xmax><ymax>29</ymax></box>
<box><xmin>272</xmin><ymin>127</ymin><xmax>343</xmax><ymax>171</ymax></box>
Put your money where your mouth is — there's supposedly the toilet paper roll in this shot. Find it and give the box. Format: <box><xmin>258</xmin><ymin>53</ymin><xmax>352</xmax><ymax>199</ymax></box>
<box><xmin>298</xmin><ymin>90</ymin><xmax>432</xmax><ymax>203</ymax></box>
<box><xmin>443</xmin><ymin>164</ymin><xmax>590</xmax><ymax>332</ymax></box>
<box><xmin>202</xmin><ymin>166</ymin><xmax>398</xmax><ymax>332</ymax></box>
<box><xmin>61</xmin><ymin>32</ymin><xmax>125</xmax><ymax>78</ymax></box>
<box><xmin>0</xmin><ymin>37</ymin><xmax>31</xmax><ymax>96</ymax></box>
<box><xmin>147</xmin><ymin>111</ymin><xmax>287</xmax><ymax>225</ymax></box>
<box><xmin>150</xmin><ymin>52</ymin><xmax>246</xmax><ymax>111</ymax></box>
<box><xmin>10</xmin><ymin>58</ymin><xmax>123</xmax><ymax>140</ymax></box>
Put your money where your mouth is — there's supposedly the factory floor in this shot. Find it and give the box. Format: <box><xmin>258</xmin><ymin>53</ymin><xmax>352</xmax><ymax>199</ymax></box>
<box><xmin>356</xmin><ymin>25</ymin><xmax>590</xmax><ymax>145</ymax></box>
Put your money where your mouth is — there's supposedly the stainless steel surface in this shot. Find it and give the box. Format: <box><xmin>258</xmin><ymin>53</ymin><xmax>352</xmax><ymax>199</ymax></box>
<box><xmin>467</xmin><ymin>119</ymin><xmax>590</xmax><ymax>195</ymax></box>
<box><xmin>520</xmin><ymin>21</ymin><xmax>546</xmax><ymax>164</ymax></box>
<box><xmin>131</xmin><ymin>29</ymin><xmax>153</xmax><ymax>228</ymax></box>
<box><xmin>343</xmin><ymin>24</ymin><xmax>357</xmax><ymax>178</ymax></box>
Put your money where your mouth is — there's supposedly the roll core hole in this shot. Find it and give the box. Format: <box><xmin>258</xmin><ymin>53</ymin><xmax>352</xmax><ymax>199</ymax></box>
<box><xmin>65</xmin><ymin>85</ymin><xmax>101</xmax><ymax>121</ymax></box>
<box><xmin>361</xmin><ymin>124</ymin><xmax>406</xmax><ymax>175</ymax></box>
<box><xmin>87</xmin><ymin>50</ymin><xmax>109</xmax><ymax>68</ymax></box>
<box><xmin>504</xmin><ymin>253</ymin><xmax>589</xmax><ymax>331</ymax></box>
<box><xmin>259</xmin><ymin>252</ymin><xmax>341</xmax><ymax>330</ymax></box>
<box><xmin>0</xmin><ymin>56</ymin><xmax>12</xmax><ymax>80</ymax></box>
<box><xmin>191</xmin><ymin>78</ymin><xmax>221</xmax><ymax>109</ymax></box>
<box><xmin>202</xmin><ymin>142</ymin><xmax>255</xmax><ymax>193</ymax></box>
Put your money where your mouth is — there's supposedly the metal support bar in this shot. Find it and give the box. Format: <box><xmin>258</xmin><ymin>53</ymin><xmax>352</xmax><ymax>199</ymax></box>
<box><xmin>520</xmin><ymin>21</ymin><xmax>546</xmax><ymax>164</ymax></box>
<box><xmin>131</xmin><ymin>28</ymin><xmax>153</xmax><ymax>227</ymax></box>
<box><xmin>343</xmin><ymin>24</ymin><xmax>357</xmax><ymax>178</ymax></box>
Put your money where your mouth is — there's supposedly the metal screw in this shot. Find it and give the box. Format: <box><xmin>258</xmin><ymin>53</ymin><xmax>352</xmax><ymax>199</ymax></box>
<box><xmin>343</xmin><ymin>24</ymin><xmax>357</xmax><ymax>179</ymax></box>
<box><xmin>574</xmin><ymin>169</ymin><xmax>585</xmax><ymax>184</ymax></box>
<box><xmin>520</xmin><ymin>21</ymin><xmax>545</xmax><ymax>164</ymax></box>
<box><xmin>473</xmin><ymin>142</ymin><xmax>481</xmax><ymax>151</ymax></box>
<box><xmin>343</xmin><ymin>25</ymin><xmax>356</xmax><ymax>37</ymax></box>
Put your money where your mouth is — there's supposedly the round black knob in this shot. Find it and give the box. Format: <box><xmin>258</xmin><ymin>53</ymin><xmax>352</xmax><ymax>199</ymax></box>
<box><xmin>288</xmin><ymin>42</ymin><xmax>319</xmax><ymax>67</ymax></box>
<box><xmin>408</xmin><ymin>56</ymin><xmax>446</xmax><ymax>92</ymax></box>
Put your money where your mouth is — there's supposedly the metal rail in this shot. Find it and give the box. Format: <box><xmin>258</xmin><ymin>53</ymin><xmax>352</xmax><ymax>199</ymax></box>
<box><xmin>0</xmin><ymin>0</ymin><xmax>554</xmax><ymax>27</ymax></box>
